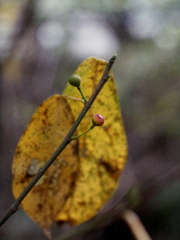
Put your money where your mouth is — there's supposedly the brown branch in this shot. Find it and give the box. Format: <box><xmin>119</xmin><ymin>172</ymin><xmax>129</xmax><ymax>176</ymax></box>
<box><xmin>0</xmin><ymin>54</ymin><xmax>117</xmax><ymax>227</ymax></box>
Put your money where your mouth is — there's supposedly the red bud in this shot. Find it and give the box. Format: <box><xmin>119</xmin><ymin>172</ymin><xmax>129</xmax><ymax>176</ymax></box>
<box><xmin>92</xmin><ymin>114</ymin><xmax>104</xmax><ymax>126</ymax></box>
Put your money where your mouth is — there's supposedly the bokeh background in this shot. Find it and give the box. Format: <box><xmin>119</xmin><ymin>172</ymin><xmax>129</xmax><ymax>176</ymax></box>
<box><xmin>0</xmin><ymin>0</ymin><xmax>179</xmax><ymax>239</ymax></box>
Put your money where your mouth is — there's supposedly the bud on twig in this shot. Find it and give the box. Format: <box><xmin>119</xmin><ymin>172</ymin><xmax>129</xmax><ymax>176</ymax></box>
<box><xmin>92</xmin><ymin>114</ymin><xmax>105</xmax><ymax>126</ymax></box>
<box><xmin>68</xmin><ymin>75</ymin><xmax>87</xmax><ymax>102</ymax></box>
<box><xmin>68</xmin><ymin>75</ymin><xmax>81</xmax><ymax>87</ymax></box>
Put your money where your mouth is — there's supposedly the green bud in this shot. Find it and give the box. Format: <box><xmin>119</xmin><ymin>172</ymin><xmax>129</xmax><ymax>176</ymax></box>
<box><xmin>92</xmin><ymin>114</ymin><xmax>105</xmax><ymax>126</ymax></box>
<box><xmin>68</xmin><ymin>75</ymin><xmax>81</xmax><ymax>87</ymax></box>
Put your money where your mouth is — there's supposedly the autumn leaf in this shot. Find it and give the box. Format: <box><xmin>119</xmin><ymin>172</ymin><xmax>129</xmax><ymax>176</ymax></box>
<box><xmin>56</xmin><ymin>57</ymin><xmax>128</xmax><ymax>225</ymax></box>
<box><xmin>12</xmin><ymin>95</ymin><xmax>78</xmax><ymax>238</ymax></box>
<box><xmin>12</xmin><ymin>57</ymin><xmax>127</xmax><ymax>237</ymax></box>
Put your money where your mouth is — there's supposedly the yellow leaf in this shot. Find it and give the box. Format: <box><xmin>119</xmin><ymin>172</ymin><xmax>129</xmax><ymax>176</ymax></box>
<box><xmin>12</xmin><ymin>95</ymin><xmax>78</xmax><ymax>237</ymax></box>
<box><xmin>56</xmin><ymin>57</ymin><xmax>128</xmax><ymax>225</ymax></box>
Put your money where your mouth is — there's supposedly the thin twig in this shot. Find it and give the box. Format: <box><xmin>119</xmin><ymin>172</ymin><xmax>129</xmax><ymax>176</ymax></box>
<box><xmin>0</xmin><ymin>54</ymin><xmax>117</xmax><ymax>227</ymax></box>
<box><xmin>122</xmin><ymin>209</ymin><xmax>152</xmax><ymax>240</ymax></box>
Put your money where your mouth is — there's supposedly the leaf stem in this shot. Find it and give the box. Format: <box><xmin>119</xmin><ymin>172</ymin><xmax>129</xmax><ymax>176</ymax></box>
<box><xmin>0</xmin><ymin>54</ymin><xmax>117</xmax><ymax>227</ymax></box>
<box><xmin>62</xmin><ymin>95</ymin><xmax>85</xmax><ymax>103</ymax></box>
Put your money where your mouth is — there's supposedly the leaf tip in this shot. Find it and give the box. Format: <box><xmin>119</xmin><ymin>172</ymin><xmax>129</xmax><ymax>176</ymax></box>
<box><xmin>43</xmin><ymin>227</ymin><xmax>52</xmax><ymax>239</ymax></box>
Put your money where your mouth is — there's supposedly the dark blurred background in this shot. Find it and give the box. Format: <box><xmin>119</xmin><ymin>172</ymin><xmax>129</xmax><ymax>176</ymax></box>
<box><xmin>0</xmin><ymin>0</ymin><xmax>179</xmax><ymax>239</ymax></box>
